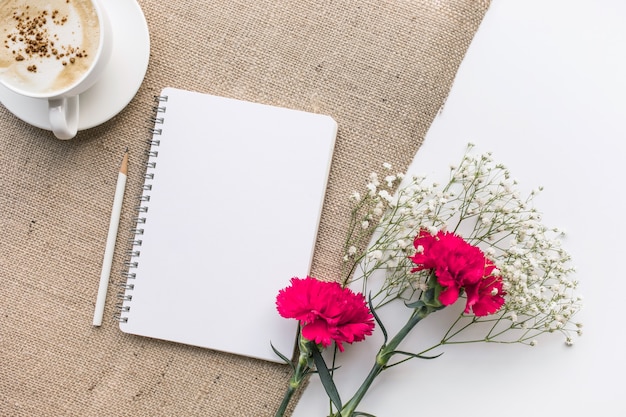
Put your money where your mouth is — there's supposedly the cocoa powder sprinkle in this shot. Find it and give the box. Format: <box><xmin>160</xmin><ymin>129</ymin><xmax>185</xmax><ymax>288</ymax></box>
<box><xmin>5</xmin><ymin>4</ymin><xmax>85</xmax><ymax>71</ymax></box>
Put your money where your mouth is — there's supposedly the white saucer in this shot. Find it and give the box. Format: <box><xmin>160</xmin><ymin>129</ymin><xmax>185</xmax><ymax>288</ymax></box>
<box><xmin>0</xmin><ymin>0</ymin><xmax>150</xmax><ymax>132</ymax></box>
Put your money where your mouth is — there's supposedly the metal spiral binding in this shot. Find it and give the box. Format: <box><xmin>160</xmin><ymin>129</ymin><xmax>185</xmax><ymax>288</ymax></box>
<box><xmin>115</xmin><ymin>94</ymin><xmax>167</xmax><ymax>323</ymax></box>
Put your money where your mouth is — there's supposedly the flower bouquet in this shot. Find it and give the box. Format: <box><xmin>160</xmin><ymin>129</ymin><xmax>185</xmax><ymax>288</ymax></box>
<box><xmin>272</xmin><ymin>144</ymin><xmax>582</xmax><ymax>417</ymax></box>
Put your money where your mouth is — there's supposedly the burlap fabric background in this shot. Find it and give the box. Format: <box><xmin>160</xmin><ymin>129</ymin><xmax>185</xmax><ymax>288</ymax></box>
<box><xmin>0</xmin><ymin>0</ymin><xmax>490</xmax><ymax>415</ymax></box>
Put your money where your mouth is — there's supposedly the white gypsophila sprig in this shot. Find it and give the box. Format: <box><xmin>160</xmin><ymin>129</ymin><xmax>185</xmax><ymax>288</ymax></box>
<box><xmin>341</xmin><ymin>162</ymin><xmax>406</xmax><ymax>285</ymax></box>
<box><xmin>434</xmin><ymin>145</ymin><xmax>583</xmax><ymax>346</ymax></box>
<box><xmin>343</xmin><ymin>143</ymin><xmax>583</xmax><ymax>347</ymax></box>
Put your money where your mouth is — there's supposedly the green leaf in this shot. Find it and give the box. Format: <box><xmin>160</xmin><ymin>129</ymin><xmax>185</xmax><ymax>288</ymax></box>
<box><xmin>310</xmin><ymin>343</ymin><xmax>342</xmax><ymax>411</ymax></box>
<box><xmin>270</xmin><ymin>341</ymin><xmax>294</xmax><ymax>369</ymax></box>
<box><xmin>391</xmin><ymin>350</ymin><xmax>444</xmax><ymax>360</ymax></box>
<box><xmin>353</xmin><ymin>412</ymin><xmax>377</xmax><ymax>417</ymax></box>
<box><xmin>369</xmin><ymin>294</ymin><xmax>388</xmax><ymax>344</ymax></box>
<box><xmin>404</xmin><ymin>299</ymin><xmax>425</xmax><ymax>309</ymax></box>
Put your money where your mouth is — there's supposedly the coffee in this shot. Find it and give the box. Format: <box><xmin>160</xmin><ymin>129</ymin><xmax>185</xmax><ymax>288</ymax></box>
<box><xmin>0</xmin><ymin>0</ymin><xmax>100</xmax><ymax>95</ymax></box>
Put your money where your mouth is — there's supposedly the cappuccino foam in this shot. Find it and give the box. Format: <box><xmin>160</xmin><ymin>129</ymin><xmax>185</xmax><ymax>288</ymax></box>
<box><xmin>0</xmin><ymin>0</ymin><xmax>100</xmax><ymax>95</ymax></box>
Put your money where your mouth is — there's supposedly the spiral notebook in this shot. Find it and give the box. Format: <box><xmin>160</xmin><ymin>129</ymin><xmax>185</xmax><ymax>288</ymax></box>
<box><xmin>118</xmin><ymin>87</ymin><xmax>337</xmax><ymax>363</ymax></box>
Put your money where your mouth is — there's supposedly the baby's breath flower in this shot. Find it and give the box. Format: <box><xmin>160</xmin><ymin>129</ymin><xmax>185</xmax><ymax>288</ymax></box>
<box><xmin>343</xmin><ymin>143</ymin><xmax>582</xmax><ymax>347</ymax></box>
<box><xmin>366</xmin><ymin>182</ymin><xmax>377</xmax><ymax>197</ymax></box>
<box><xmin>378</xmin><ymin>189</ymin><xmax>393</xmax><ymax>203</ymax></box>
<box><xmin>384</xmin><ymin>175</ymin><xmax>396</xmax><ymax>187</ymax></box>
<box><xmin>367</xmin><ymin>250</ymin><xmax>384</xmax><ymax>262</ymax></box>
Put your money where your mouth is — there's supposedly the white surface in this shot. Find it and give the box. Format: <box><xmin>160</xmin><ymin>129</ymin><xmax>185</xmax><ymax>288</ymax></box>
<box><xmin>293</xmin><ymin>0</ymin><xmax>626</xmax><ymax>415</ymax></box>
<box><xmin>119</xmin><ymin>88</ymin><xmax>338</xmax><ymax>363</ymax></box>
<box><xmin>0</xmin><ymin>0</ymin><xmax>150</xmax><ymax>132</ymax></box>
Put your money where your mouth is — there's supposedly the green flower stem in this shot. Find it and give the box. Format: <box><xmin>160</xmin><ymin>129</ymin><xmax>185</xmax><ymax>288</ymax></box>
<box><xmin>274</xmin><ymin>337</ymin><xmax>312</xmax><ymax>417</ymax></box>
<box><xmin>336</xmin><ymin>306</ymin><xmax>432</xmax><ymax>417</ymax></box>
<box><xmin>274</xmin><ymin>385</ymin><xmax>296</xmax><ymax>417</ymax></box>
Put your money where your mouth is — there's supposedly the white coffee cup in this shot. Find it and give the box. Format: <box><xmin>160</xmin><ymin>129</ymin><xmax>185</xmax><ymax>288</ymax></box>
<box><xmin>0</xmin><ymin>0</ymin><xmax>112</xmax><ymax>139</ymax></box>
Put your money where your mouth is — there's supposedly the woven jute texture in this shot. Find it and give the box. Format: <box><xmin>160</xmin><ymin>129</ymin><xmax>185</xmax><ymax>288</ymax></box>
<box><xmin>0</xmin><ymin>0</ymin><xmax>489</xmax><ymax>415</ymax></box>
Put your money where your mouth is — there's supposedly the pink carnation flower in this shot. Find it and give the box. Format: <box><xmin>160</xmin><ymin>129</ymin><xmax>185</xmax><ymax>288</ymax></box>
<box><xmin>464</xmin><ymin>263</ymin><xmax>506</xmax><ymax>316</ymax></box>
<box><xmin>410</xmin><ymin>229</ymin><xmax>505</xmax><ymax>316</ymax></box>
<box><xmin>276</xmin><ymin>277</ymin><xmax>375</xmax><ymax>351</ymax></box>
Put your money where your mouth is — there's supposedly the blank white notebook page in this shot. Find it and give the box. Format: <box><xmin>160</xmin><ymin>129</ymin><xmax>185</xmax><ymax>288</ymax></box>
<box><xmin>119</xmin><ymin>87</ymin><xmax>337</xmax><ymax>363</ymax></box>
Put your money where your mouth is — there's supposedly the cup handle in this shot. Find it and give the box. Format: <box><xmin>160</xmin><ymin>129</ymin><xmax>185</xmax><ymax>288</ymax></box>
<box><xmin>48</xmin><ymin>96</ymin><xmax>79</xmax><ymax>140</ymax></box>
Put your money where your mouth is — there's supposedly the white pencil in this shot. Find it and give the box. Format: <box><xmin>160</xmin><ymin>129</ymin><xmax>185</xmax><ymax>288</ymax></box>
<box><xmin>93</xmin><ymin>150</ymin><xmax>128</xmax><ymax>326</ymax></box>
